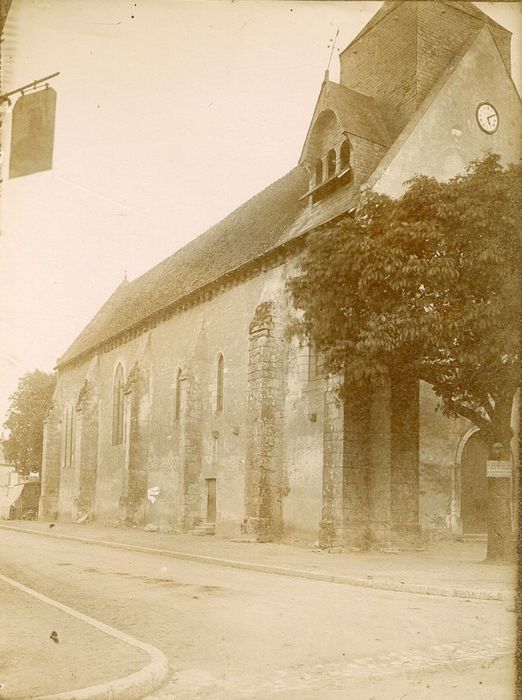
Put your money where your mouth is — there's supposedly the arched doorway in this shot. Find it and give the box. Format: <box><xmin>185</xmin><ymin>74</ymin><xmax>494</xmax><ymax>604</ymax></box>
<box><xmin>460</xmin><ymin>431</ymin><xmax>488</xmax><ymax>534</ymax></box>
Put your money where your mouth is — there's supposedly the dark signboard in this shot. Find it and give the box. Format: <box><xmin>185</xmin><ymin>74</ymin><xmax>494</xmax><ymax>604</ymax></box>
<box><xmin>9</xmin><ymin>87</ymin><xmax>56</xmax><ymax>178</ymax></box>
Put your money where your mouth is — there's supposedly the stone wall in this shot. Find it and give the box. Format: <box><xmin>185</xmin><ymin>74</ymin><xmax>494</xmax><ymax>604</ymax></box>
<box><xmin>42</xmin><ymin>261</ymin><xmax>483</xmax><ymax>546</ymax></box>
<box><xmin>244</xmin><ymin>300</ymin><xmax>284</xmax><ymax>542</ymax></box>
<box><xmin>281</xmin><ymin>338</ymin><xmax>324</xmax><ymax>542</ymax></box>
<box><xmin>39</xmin><ymin>402</ymin><xmax>61</xmax><ymax>521</ymax></box>
<box><xmin>319</xmin><ymin>374</ymin><xmax>420</xmax><ymax>550</ymax></box>
<box><xmin>45</xmin><ymin>270</ymin><xmax>281</xmax><ymax>536</ymax></box>
<box><xmin>76</xmin><ymin>378</ymin><xmax>99</xmax><ymax>520</ymax></box>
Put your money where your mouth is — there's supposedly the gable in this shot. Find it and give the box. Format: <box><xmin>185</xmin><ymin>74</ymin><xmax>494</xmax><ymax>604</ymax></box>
<box><xmin>299</xmin><ymin>81</ymin><xmax>392</xmax><ymax>164</ymax></box>
<box><xmin>296</xmin><ymin>80</ymin><xmax>391</xmax><ymax>207</ymax></box>
<box><xmin>370</xmin><ymin>26</ymin><xmax>521</xmax><ymax>198</ymax></box>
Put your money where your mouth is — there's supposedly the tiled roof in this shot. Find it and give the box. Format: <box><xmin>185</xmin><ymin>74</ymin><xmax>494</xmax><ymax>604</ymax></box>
<box><xmin>340</xmin><ymin>1</ymin><xmax>507</xmax><ymax>56</ymax></box>
<box><xmin>59</xmin><ymin>81</ymin><xmax>397</xmax><ymax>368</ymax></box>
<box><xmin>340</xmin><ymin>1</ymin><xmax>399</xmax><ymax>55</ymax></box>
<box><xmin>58</xmin><ymin>167</ymin><xmax>310</xmax><ymax>366</ymax></box>
<box><xmin>325</xmin><ymin>82</ymin><xmax>392</xmax><ymax>147</ymax></box>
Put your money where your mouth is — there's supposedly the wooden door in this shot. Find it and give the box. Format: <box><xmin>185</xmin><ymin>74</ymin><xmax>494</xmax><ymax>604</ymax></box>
<box><xmin>206</xmin><ymin>478</ymin><xmax>216</xmax><ymax>524</ymax></box>
<box><xmin>460</xmin><ymin>433</ymin><xmax>488</xmax><ymax>534</ymax></box>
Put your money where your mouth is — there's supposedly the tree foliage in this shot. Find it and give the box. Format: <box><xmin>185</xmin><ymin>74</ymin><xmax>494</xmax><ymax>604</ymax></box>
<box><xmin>3</xmin><ymin>370</ymin><xmax>56</xmax><ymax>476</ymax></box>
<box><xmin>287</xmin><ymin>154</ymin><xmax>520</xmax><ymax>447</ymax></box>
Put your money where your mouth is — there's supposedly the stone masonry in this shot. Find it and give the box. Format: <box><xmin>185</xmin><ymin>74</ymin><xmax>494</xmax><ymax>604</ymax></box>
<box><xmin>244</xmin><ymin>301</ymin><xmax>284</xmax><ymax>542</ymax></box>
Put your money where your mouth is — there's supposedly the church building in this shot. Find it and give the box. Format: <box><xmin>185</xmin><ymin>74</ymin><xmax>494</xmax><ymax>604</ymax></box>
<box><xmin>40</xmin><ymin>1</ymin><xmax>521</xmax><ymax>548</ymax></box>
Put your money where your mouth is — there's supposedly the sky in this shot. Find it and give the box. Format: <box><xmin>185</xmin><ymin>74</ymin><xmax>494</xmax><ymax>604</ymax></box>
<box><xmin>0</xmin><ymin>0</ymin><xmax>521</xmax><ymax>425</ymax></box>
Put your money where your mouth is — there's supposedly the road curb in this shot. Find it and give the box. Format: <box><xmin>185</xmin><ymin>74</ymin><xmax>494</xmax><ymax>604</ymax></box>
<box><xmin>0</xmin><ymin>571</ymin><xmax>169</xmax><ymax>700</ymax></box>
<box><xmin>0</xmin><ymin>523</ymin><xmax>512</xmax><ymax>602</ymax></box>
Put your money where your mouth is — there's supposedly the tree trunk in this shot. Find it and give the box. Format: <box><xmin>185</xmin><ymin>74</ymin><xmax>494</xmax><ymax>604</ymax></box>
<box><xmin>485</xmin><ymin>439</ymin><xmax>513</xmax><ymax>562</ymax></box>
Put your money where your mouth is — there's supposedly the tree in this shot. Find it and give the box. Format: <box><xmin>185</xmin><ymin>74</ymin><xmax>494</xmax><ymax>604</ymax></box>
<box><xmin>3</xmin><ymin>370</ymin><xmax>56</xmax><ymax>478</ymax></box>
<box><xmin>287</xmin><ymin>154</ymin><xmax>520</xmax><ymax>560</ymax></box>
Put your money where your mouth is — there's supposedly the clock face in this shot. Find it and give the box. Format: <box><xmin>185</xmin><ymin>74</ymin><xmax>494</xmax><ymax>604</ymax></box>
<box><xmin>476</xmin><ymin>102</ymin><xmax>499</xmax><ymax>134</ymax></box>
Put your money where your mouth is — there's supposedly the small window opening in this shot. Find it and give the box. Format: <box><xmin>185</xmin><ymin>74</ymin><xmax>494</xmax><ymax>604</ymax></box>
<box><xmin>216</xmin><ymin>353</ymin><xmax>224</xmax><ymax>414</ymax></box>
<box><xmin>340</xmin><ymin>139</ymin><xmax>351</xmax><ymax>171</ymax></box>
<box><xmin>315</xmin><ymin>159</ymin><xmax>323</xmax><ymax>185</ymax></box>
<box><xmin>326</xmin><ymin>149</ymin><xmax>336</xmax><ymax>179</ymax></box>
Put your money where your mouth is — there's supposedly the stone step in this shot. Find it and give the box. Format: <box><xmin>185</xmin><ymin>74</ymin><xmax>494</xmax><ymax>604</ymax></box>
<box><xmin>461</xmin><ymin>533</ymin><xmax>487</xmax><ymax>542</ymax></box>
<box><xmin>190</xmin><ymin>522</ymin><xmax>215</xmax><ymax>536</ymax></box>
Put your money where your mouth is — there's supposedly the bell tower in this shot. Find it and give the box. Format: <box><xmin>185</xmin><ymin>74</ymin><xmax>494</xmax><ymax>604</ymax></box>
<box><xmin>339</xmin><ymin>1</ymin><xmax>512</xmax><ymax>137</ymax></box>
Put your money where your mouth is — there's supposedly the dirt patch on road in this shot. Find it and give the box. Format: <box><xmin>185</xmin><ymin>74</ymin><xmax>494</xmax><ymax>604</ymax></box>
<box><xmin>81</xmin><ymin>567</ymin><xmax>224</xmax><ymax>594</ymax></box>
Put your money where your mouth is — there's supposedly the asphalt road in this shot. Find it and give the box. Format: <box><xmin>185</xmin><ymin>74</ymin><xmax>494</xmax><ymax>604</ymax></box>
<box><xmin>0</xmin><ymin>528</ymin><xmax>514</xmax><ymax>700</ymax></box>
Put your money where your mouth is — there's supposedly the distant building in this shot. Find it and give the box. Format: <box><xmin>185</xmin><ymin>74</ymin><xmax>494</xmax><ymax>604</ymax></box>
<box><xmin>0</xmin><ymin>441</ymin><xmax>24</xmax><ymax>518</ymax></box>
<box><xmin>41</xmin><ymin>1</ymin><xmax>520</xmax><ymax>547</ymax></box>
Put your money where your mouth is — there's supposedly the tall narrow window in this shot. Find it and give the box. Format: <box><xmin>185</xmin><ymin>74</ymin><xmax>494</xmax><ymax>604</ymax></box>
<box><xmin>63</xmin><ymin>407</ymin><xmax>69</xmax><ymax>467</ymax></box>
<box><xmin>340</xmin><ymin>139</ymin><xmax>351</xmax><ymax>171</ymax></box>
<box><xmin>326</xmin><ymin>149</ymin><xmax>336</xmax><ymax>179</ymax></box>
<box><xmin>69</xmin><ymin>407</ymin><xmax>75</xmax><ymax>467</ymax></box>
<box><xmin>175</xmin><ymin>367</ymin><xmax>182</xmax><ymax>421</ymax></box>
<box><xmin>63</xmin><ymin>405</ymin><xmax>74</xmax><ymax>468</ymax></box>
<box><xmin>63</xmin><ymin>406</ymin><xmax>70</xmax><ymax>467</ymax></box>
<box><xmin>315</xmin><ymin>159</ymin><xmax>323</xmax><ymax>185</ymax></box>
<box><xmin>216</xmin><ymin>353</ymin><xmax>224</xmax><ymax>414</ymax></box>
<box><xmin>112</xmin><ymin>363</ymin><xmax>124</xmax><ymax>445</ymax></box>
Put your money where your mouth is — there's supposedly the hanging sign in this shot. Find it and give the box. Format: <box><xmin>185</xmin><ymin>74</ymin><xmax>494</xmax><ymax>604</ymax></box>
<box><xmin>9</xmin><ymin>87</ymin><xmax>57</xmax><ymax>178</ymax></box>
<box><xmin>486</xmin><ymin>460</ymin><xmax>511</xmax><ymax>478</ymax></box>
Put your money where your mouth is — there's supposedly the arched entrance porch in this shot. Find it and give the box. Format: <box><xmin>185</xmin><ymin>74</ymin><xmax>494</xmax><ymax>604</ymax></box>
<box><xmin>459</xmin><ymin>430</ymin><xmax>489</xmax><ymax>534</ymax></box>
<box><xmin>453</xmin><ymin>428</ymin><xmax>514</xmax><ymax>537</ymax></box>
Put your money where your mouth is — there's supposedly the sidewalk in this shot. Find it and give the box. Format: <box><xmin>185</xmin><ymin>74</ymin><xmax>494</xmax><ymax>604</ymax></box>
<box><xmin>0</xmin><ymin>575</ymin><xmax>148</xmax><ymax>699</ymax></box>
<box><xmin>0</xmin><ymin>520</ymin><xmax>515</xmax><ymax>601</ymax></box>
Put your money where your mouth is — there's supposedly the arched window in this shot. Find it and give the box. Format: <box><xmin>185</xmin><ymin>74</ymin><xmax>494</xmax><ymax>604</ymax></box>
<box><xmin>112</xmin><ymin>363</ymin><xmax>124</xmax><ymax>445</ymax></box>
<box><xmin>340</xmin><ymin>139</ymin><xmax>351</xmax><ymax>171</ymax></box>
<box><xmin>326</xmin><ymin>149</ymin><xmax>336</xmax><ymax>179</ymax></box>
<box><xmin>63</xmin><ymin>404</ymin><xmax>74</xmax><ymax>468</ymax></box>
<box><xmin>315</xmin><ymin>159</ymin><xmax>323</xmax><ymax>185</ymax></box>
<box><xmin>216</xmin><ymin>353</ymin><xmax>224</xmax><ymax>414</ymax></box>
<box><xmin>175</xmin><ymin>367</ymin><xmax>182</xmax><ymax>421</ymax></box>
